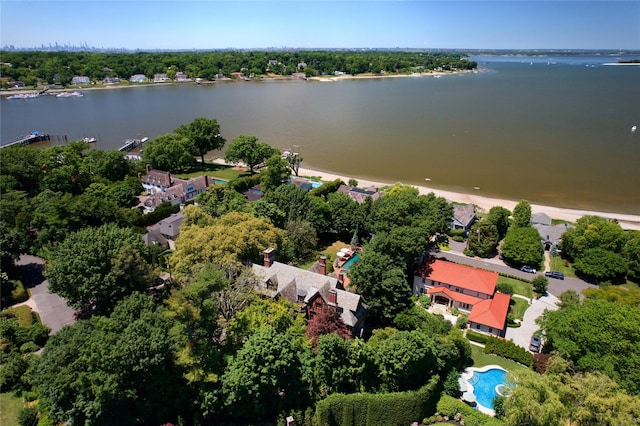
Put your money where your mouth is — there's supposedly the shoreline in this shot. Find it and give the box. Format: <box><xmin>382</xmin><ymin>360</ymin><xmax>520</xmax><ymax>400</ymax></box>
<box><xmin>0</xmin><ymin>70</ymin><xmax>472</xmax><ymax>96</ymax></box>
<box><xmin>294</xmin><ymin>165</ymin><xmax>640</xmax><ymax>230</ymax></box>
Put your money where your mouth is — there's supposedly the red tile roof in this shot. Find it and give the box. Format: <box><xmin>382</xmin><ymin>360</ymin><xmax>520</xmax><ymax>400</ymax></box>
<box><xmin>427</xmin><ymin>287</ymin><xmax>483</xmax><ymax>306</ymax></box>
<box><xmin>468</xmin><ymin>292</ymin><xmax>511</xmax><ymax>330</ymax></box>
<box><xmin>417</xmin><ymin>259</ymin><xmax>498</xmax><ymax>297</ymax></box>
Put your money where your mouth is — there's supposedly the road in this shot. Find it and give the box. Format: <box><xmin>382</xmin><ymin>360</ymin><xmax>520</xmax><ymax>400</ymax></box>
<box><xmin>15</xmin><ymin>255</ymin><xmax>76</xmax><ymax>333</ymax></box>
<box><xmin>436</xmin><ymin>242</ymin><xmax>597</xmax><ymax>298</ymax></box>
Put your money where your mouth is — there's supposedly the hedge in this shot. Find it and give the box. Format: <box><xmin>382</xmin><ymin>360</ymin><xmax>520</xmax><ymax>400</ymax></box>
<box><xmin>435</xmin><ymin>395</ymin><xmax>502</xmax><ymax>426</ymax></box>
<box><xmin>227</xmin><ymin>173</ymin><xmax>261</xmax><ymax>193</ymax></box>
<box><xmin>484</xmin><ymin>336</ymin><xmax>533</xmax><ymax>368</ymax></box>
<box><xmin>315</xmin><ymin>375</ymin><xmax>440</xmax><ymax>426</ymax></box>
<box><xmin>465</xmin><ymin>330</ymin><xmax>489</xmax><ymax>345</ymax></box>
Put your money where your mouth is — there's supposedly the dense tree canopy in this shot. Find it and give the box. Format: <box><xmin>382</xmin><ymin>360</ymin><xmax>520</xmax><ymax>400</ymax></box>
<box><xmin>466</xmin><ymin>220</ymin><xmax>499</xmax><ymax>258</ymax></box>
<box><xmin>501</xmin><ymin>226</ymin><xmax>544</xmax><ymax>268</ymax></box>
<box><xmin>33</xmin><ymin>293</ymin><xmax>187</xmax><ymax>425</ymax></box>
<box><xmin>537</xmin><ymin>298</ymin><xmax>640</xmax><ymax>395</ymax></box>
<box><xmin>142</xmin><ymin>133</ymin><xmax>194</xmax><ymax>172</ymax></box>
<box><xmin>45</xmin><ymin>223</ymin><xmax>153</xmax><ymax>315</ymax></box>
<box><xmin>512</xmin><ymin>199</ymin><xmax>532</xmax><ymax>228</ymax></box>
<box><xmin>224</xmin><ymin>135</ymin><xmax>279</xmax><ymax>173</ymax></box>
<box><xmin>175</xmin><ymin>117</ymin><xmax>226</xmax><ymax>166</ymax></box>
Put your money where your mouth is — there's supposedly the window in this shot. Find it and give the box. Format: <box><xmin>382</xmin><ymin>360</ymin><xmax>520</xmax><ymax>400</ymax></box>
<box><xmin>489</xmin><ymin>328</ymin><xmax>493</xmax><ymax>333</ymax></box>
<box><xmin>422</xmin><ymin>277</ymin><xmax>426</xmax><ymax>284</ymax></box>
<box><xmin>475</xmin><ymin>324</ymin><xmax>480</xmax><ymax>330</ymax></box>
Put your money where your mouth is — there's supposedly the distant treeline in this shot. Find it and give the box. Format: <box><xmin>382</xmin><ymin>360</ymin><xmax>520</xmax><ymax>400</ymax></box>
<box><xmin>0</xmin><ymin>50</ymin><xmax>476</xmax><ymax>86</ymax></box>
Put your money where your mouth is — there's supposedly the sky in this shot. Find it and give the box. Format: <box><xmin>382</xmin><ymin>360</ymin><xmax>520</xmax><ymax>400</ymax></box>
<box><xmin>1</xmin><ymin>1</ymin><xmax>639</xmax><ymax>50</ymax></box>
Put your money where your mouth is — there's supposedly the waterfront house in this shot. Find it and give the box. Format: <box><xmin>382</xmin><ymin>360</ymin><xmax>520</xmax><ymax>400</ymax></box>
<box><xmin>336</xmin><ymin>185</ymin><xmax>380</xmax><ymax>204</ymax></box>
<box><xmin>230</xmin><ymin>72</ymin><xmax>246</xmax><ymax>80</ymax></box>
<box><xmin>103</xmin><ymin>76</ymin><xmax>120</xmax><ymax>85</ymax></box>
<box><xmin>71</xmin><ymin>76</ymin><xmax>90</xmax><ymax>85</ymax></box>
<box><xmin>253</xmin><ymin>249</ymin><xmax>366</xmax><ymax>337</ymax></box>
<box><xmin>7</xmin><ymin>81</ymin><xmax>25</xmax><ymax>88</ymax></box>
<box><xmin>153</xmin><ymin>73</ymin><xmax>170</xmax><ymax>83</ymax></box>
<box><xmin>451</xmin><ymin>203</ymin><xmax>477</xmax><ymax>235</ymax></box>
<box><xmin>140</xmin><ymin>166</ymin><xmax>211</xmax><ymax>212</ymax></box>
<box><xmin>174</xmin><ymin>72</ymin><xmax>191</xmax><ymax>82</ymax></box>
<box><xmin>130</xmin><ymin>74</ymin><xmax>147</xmax><ymax>83</ymax></box>
<box><xmin>413</xmin><ymin>258</ymin><xmax>510</xmax><ymax>337</ymax></box>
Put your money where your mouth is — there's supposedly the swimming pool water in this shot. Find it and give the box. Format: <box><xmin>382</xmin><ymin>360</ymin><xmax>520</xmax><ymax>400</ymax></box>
<box><xmin>341</xmin><ymin>253</ymin><xmax>359</xmax><ymax>270</ymax></box>
<box><xmin>471</xmin><ymin>368</ymin><xmax>506</xmax><ymax>410</ymax></box>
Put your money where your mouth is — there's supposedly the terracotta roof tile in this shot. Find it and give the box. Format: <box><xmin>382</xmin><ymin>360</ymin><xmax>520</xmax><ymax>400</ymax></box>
<box><xmin>417</xmin><ymin>259</ymin><xmax>497</xmax><ymax>297</ymax></box>
<box><xmin>468</xmin><ymin>292</ymin><xmax>511</xmax><ymax>330</ymax></box>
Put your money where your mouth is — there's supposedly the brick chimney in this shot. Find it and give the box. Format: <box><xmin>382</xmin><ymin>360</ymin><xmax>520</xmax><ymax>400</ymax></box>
<box><xmin>145</xmin><ymin>163</ymin><xmax>151</xmax><ymax>174</ymax></box>
<box><xmin>328</xmin><ymin>289</ymin><xmax>337</xmax><ymax>305</ymax></box>
<box><xmin>319</xmin><ymin>256</ymin><xmax>327</xmax><ymax>275</ymax></box>
<box><xmin>338</xmin><ymin>270</ymin><xmax>345</xmax><ymax>284</ymax></box>
<box><xmin>264</xmin><ymin>248</ymin><xmax>275</xmax><ymax>267</ymax></box>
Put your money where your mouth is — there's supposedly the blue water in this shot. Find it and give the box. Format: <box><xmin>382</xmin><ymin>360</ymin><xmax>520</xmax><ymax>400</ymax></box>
<box><xmin>212</xmin><ymin>178</ymin><xmax>228</xmax><ymax>184</ymax></box>
<box><xmin>341</xmin><ymin>253</ymin><xmax>359</xmax><ymax>270</ymax></box>
<box><xmin>471</xmin><ymin>369</ymin><xmax>506</xmax><ymax>410</ymax></box>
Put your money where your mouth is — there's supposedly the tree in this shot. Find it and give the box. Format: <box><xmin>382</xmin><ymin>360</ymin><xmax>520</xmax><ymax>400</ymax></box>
<box><xmin>532</xmin><ymin>275</ymin><xmax>548</xmax><ymax>296</ymax></box>
<box><xmin>559</xmin><ymin>215</ymin><xmax>627</xmax><ymax>261</ymax></box>
<box><xmin>45</xmin><ymin>223</ymin><xmax>152</xmax><ymax>315</ymax></box>
<box><xmin>285</xmin><ymin>218</ymin><xmax>318</xmax><ymax>261</ymax></box>
<box><xmin>348</xmin><ymin>250</ymin><xmax>412</xmax><ymax>326</ymax></box>
<box><xmin>142</xmin><ymin>133</ymin><xmax>194</xmax><ymax>173</ymax></box>
<box><xmin>501</xmin><ymin>226</ymin><xmax>543</xmax><ymax>268</ymax></box>
<box><xmin>175</xmin><ymin>117</ymin><xmax>226</xmax><ymax>166</ymax></box>
<box><xmin>556</xmin><ymin>290</ymin><xmax>580</xmax><ymax>308</ymax></box>
<box><xmin>487</xmin><ymin>206</ymin><xmax>511</xmax><ymax>239</ymax></box>
<box><xmin>171</xmin><ymin>210</ymin><xmax>289</xmax><ymax>277</ymax></box>
<box><xmin>224</xmin><ymin>135</ymin><xmax>278</xmax><ymax>173</ymax></box>
<box><xmin>467</xmin><ymin>220</ymin><xmax>499</xmax><ymax>258</ymax></box>
<box><xmin>221</xmin><ymin>326</ymin><xmax>310</xmax><ymax>421</ymax></box>
<box><xmin>260</xmin><ymin>154</ymin><xmax>291</xmax><ymax>193</ymax></box>
<box><xmin>305</xmin><ymin>308</ymin><xmax>350</xmax><ymax>346</ymax></box>
<box><xmin>285</xmin><ymin>151</ymin><xmax>303</xmax><ymax>177</ymax></box>
<box><xmin>573</xmin><ymin>247</ymin><xmax>628</xmax><ymax>282</ymax></box>
<box><xmin>512</xmin><ymin>200</ymin><xmax>532</xmax><ymax>228</ymax></box>
<box><xmin>33</xmin><ymin>293</ymin><xmax>187</xmax><ymax>426</ymax></box>
<box><xmin>537</xmin><ymin>298</ymin><xmax>640</xmax><ymax>395</ymax></box>
<box><xmin>314</xmin><ymin>334</ymin><xmax>358</xmax><ymax>398</ymax></box>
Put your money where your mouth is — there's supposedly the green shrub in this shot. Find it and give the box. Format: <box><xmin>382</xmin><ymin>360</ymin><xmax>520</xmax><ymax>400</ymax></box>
<box><xmin>10</xmin><ymin>280</ymin><xmax>29</xmax><ymax>304</ymax></box>
<box><xmin>484</xmin><ymin>337</ymin><xmax>533</xmax><ymax>368</ymax></box>
<box><xmin>452</xmin><ymin>236</ymin><xmax>465</xmax><ymax>242</ymax></box>
<box><xmin>227</xmin><ymin>173</ymin><xmax>261</xmax><ymax>193</ymax></box>
<box><xmin>466</xmin><ymin>330</ymin><xmax>488</xmax><ymax>344</ymax></box>
<box><xmin>456</xmin><ymin>314</ymin><xmax>468</xmax><ymax>329</ymax></box>
<box><xmin>315</xmin><ymin>376</ymin><xmax>440</xmax><ymax>426</ymax></box>
<box><xmin>436</xmin><ymin>395</ymin><xmax>502</xmax><ymax>426</ymax></box>
<box><xmin>20</xmin><ymin>341</ymin><xmax>39</xmax><ymax>353</ymax></box>
<box><xmin>496</xmin><ymin>282</ymin><xmax>514</xmax><ymax>295</ymax></box>
<box><xmin>17</xmin><ymin>406</ymin><xmax>38</xmax><ymax>426</ymax></box>
<box><xmin>2</xmin><ymin>305</ymin><xmax>34</xmax><ymax>327</ymax></box>
<box><xmin>417</xmin><ymin>295</ymin><xmax>431</xmax><ymax>309</ymax></box>
<box><xmin>448</xmin><ymin>229</ymin><xmax>466</xmax><ymax>237</ymax></box>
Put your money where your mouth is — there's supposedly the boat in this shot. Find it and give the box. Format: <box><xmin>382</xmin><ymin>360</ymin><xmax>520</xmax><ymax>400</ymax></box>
<box><xmin>56</xmin><ymin>91</ymin><xmax>83</xmax><ymax>98</ymax></box>
<box><xmin>81</xmin><ymin>137</ymin><xmax>97</xmax><ymax>143</ymax></box>
<box><xmin>7</xmin><ymin>93</ymin><xmax>39</xmax><ymax>99</ymax></box>
<box><xmin>632</xmin><ymin>126</ymin><xmax>637</xmax><ymax>133</ymax></box>
<box><xmin>118</xmin><ymin>136</ymin><xmax>149</xmax><ymax>152</ymax></box>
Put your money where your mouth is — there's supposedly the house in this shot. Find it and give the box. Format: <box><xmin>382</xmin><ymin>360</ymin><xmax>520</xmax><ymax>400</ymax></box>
<box><xmin>531</xmin><ymin>212</ymin><xmax>552</xmax><ymax>226</ymax></box>
<box><xmin>230</xmin><ymin>72</ymin><xmax>246</xmax><ymax>79</ymax></box>
<box><xmin>533</xmin><ymin>222</ymin><xmax>571</xmax><ymax>252</ymax></box>
<box><xmin>413</xmin><ymin>258</ymin><xmax>510</xmax><ymax>337</ymax></box>
<box><xmin>297</xmin><ymin>62</ymin><xmax>307</xmax><ymax>70</ymax></box>
<box><xmin>7</xmin><ymin>81</ymin><xmax>25</xmax><ymax>88</ymax></box>
<box><xmin>451</xmin><ymin>203</ymin><xmax>477</xmax><ymax>234</ymax></box>
<box><xmin>71</xmin><ymin>76</ymin><xmax>90</xmax><ymax>85</ymax></box>
<box><xmin>103</xmin><ymin>76</ymin><xmax>120</xmax><ymax>84</ymax></box>
<box><xmin>140</xmin><ymin>166</ymin><xmax>211</xmax><ymax>211</ymax></box>
<box><xmin>130</xmin><ymin>74</ymin><xmax>147</xmax><ymax>83</ymax></box>
<box><xmin>290</xmin><ymin>177</ymin><xmax>315</xmax><ymax>192</ymax></box>
<box><xmin>141</xmin><ymin>212</ymin><xmax>184</xmax><ymax>249</ymax></box>
<box><xmin>337</xmin><ymin>185</ymin><xmax>380</xmax><ymax>204</ymax></box>
<box><xmin>154</xmin><ymin>73</ymin><xmax>170</xmax><ymax>83</ymax></box>
<box><xmin>253</xmin><ymin>249</ymin><xmax>366</xmax><ymax>337</ymax></box>
<box><xmin>174</xmin><ymin>72</ymin><xmax>191</xmax><ymax>82</ymax></box>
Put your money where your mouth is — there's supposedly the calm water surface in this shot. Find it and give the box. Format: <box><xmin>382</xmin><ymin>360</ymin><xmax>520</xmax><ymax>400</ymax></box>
<box><xmin>2</xmin><ymin>55</ymin><xmax>639</xmax><ymax>214</ymax></box>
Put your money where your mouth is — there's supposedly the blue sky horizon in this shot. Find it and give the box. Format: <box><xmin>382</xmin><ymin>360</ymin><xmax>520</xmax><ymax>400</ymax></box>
<box><xmin>1</xmin><ymin>1</ymin><xmax>639</xmax><ymax>51</ymax></box>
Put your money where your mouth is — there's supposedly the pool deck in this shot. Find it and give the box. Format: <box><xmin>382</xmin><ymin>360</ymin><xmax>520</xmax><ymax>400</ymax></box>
<box><xmin>460</xmin><ymin>365</ymin><xmax>508</xmax><ymax>416</ymax></box>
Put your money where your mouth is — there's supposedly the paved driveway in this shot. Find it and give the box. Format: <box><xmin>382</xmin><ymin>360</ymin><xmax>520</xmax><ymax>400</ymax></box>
<box><xmin>16</xmin><ymin>255</ymin><xmax>76</xmax><ymax>333</ymax></box>
<box><xmin>505</xmin><ymin>294</ymin><xmax>558</xmax><ymax>350</ymax></box>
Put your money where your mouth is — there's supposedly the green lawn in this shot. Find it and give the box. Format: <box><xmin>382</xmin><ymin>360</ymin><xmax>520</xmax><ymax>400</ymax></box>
<box><xmin>470</xmin><ymin>345</ymin><xmax>530</xmax><ymax>377</ymax></box>
<box><xmin>510</xmin><ymin>297</ymin><xmax>529</xmax><ymax>320</ymax></box>
<box><xmin>0</xmin><ymin>393</ymin><xmax>23</xmax><ymax>426</ymax></box>
<box><xmin>497</xmin><ymin>276</ymin><xmax>533</xmax><ymax>298</ymax></box>
<box><xmin>176</xmin><ymin>162</ymin><xmax>251</xmax><ymax>181</ymax></box>
<box><xmin>297</xmin><ymin>240</ymin><xmax>349</xmax><ymax>272</ymax></box>
<box><xmin>549</xmin><ymin>255</ymin><xmax>577</xmax><ymax>278</ymax></box>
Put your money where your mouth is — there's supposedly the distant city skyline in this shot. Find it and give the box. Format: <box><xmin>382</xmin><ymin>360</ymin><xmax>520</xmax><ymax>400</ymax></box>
<box><xmin>1</xmin><ymin>1</ymin><xmax>639</xmax><ymax>51</ymax></box>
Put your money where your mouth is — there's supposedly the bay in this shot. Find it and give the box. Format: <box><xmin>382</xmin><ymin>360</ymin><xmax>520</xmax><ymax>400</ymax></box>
<box><xmin>2</xmin><ymin>54</ymin><xmax>639</xmax><ymax>214</ymax></box>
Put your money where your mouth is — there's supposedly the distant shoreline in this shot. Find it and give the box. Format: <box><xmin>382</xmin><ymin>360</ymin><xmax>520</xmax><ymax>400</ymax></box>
<box><xmin>0</xmin><ymin>70</ymin><xmax>473</xmax><ymax>96</ymax></box>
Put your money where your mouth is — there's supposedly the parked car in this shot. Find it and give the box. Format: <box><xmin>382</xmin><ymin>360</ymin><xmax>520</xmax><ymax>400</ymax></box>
<box><xmin>520</xmin><ymin>265</ymin><xmax>536</xmax><ymax>273</ymax></box>
<box><xmin>545</xmin><ymin>271</ymin><xmax>565</xmax><ymax>280</ymax></box>
<box><xmin>529</xmin><ymin>335</ymin><xmax>542</xmax><ymax>353</ymax></box>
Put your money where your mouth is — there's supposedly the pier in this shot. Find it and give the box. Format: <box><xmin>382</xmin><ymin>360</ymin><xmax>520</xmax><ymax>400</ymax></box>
<box><xmin>0</xmin><ymin>132</ymin><xmax>53</xmax><ymax>149</ymax></box>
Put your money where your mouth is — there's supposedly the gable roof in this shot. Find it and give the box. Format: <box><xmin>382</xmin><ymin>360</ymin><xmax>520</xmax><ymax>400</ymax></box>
<box><xmin>452</xmin><ymin>204</ymin><xmax>476</xmax><ymax>228</ymax></box>
<box><xmin>417</xmin><ymin>259</ymin><xmax>498</xmax><ymax>297</ymax></box>
<box><xmin>468</xmin><ymin>292</ymin><xmax>511</xmax><ymax>330</ymax></box>
<box><xmin>252</xmin><ymin>261</ymin><xmax>364</xmax><ymax>327</ymax></box>
<box><xmin>337</xmin><ymin>185</ymin><xmax>380</xmax><ymax>204</ymax></box>
<box><xmin>533</xmin><ymin>223</ymin><xmax>570</xmax><ymax>245</ymax></box>
<box><xmin>531</xmin><ymin>212</ymin><xmax>552</xmax><ymax>226</ymax></box>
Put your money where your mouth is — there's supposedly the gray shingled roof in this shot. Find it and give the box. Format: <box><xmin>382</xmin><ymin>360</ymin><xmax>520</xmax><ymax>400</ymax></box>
<box><xmin>452</xmin><ymin>204</ymin><xmax>476</xmax><ymax>229</ymax></box>
<box><xmin>531</xmin><ymin>212</ymin><xmax>553</xmax><ymax>226</ymax></box>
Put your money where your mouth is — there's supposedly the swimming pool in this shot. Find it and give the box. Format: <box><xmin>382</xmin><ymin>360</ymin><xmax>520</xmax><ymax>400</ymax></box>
<box><xmin>462</xmin><ymin>366</ymin><xmax>510</xmax><ymax>414</ymax></box>
<box><xmin>341</xmin><ymin>253</ymin><xmax>360</xmax><ymax>270</ymax></box>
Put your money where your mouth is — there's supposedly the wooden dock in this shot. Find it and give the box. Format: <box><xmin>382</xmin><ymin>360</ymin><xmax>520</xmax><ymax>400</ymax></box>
<box><xmin>0</xmin><ymin>133</ymin><xmax>71</xmax><ymax>150</ymax></box>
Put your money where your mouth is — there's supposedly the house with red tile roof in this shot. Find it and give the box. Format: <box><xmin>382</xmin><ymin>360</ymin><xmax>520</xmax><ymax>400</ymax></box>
<box><xmin>413</xmin><ymin>258</ymin><xmax>510</xmax><ymax>337</ymax></box>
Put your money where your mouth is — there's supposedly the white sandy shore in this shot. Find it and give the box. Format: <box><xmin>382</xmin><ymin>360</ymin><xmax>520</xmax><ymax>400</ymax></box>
<box><xmin>295</xmin><ymin>165</ymin><xmax>640</xmax><ymax>230</ymax></box>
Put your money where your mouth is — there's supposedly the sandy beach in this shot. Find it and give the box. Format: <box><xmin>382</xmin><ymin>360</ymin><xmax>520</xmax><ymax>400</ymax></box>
<box><xmin>295</xmin><ymin>165</ymin><xmax>640</xmax><ymax>230</ymax></box>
